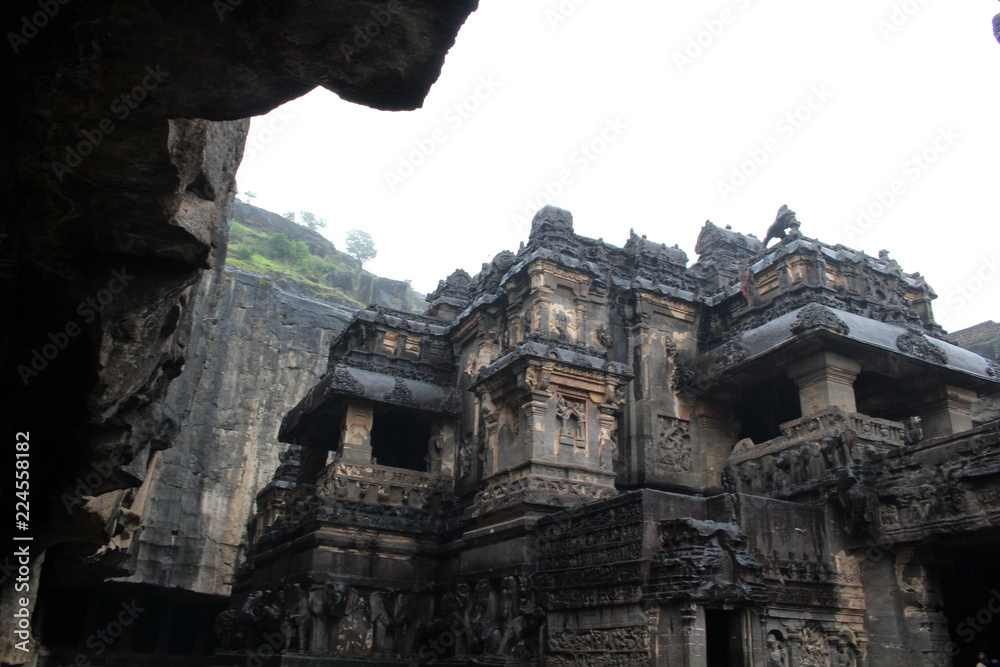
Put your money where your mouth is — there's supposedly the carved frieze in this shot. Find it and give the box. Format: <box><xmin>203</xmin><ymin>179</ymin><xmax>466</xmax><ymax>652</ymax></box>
<box><xmin>384</xmin><ymin>377</ymin><xmax>418</xmax><ymax>407</ymax></box>
<box><xmin>896</xmin><ymin>328</ymin><xmax>948</xmax><ymax>364</ymax></box>
<box><xmin>548</xmin><ymin>625</ymin><xmax>650</xmax><ymax>653</ymax></box>
<box><xmin>799</xmin><ymin>621</ymin><xmax>831</xmax><ymax>667</ymax></box>
<box><xmin>790</xmin><ymin>303</ymin><xmax>850</xmax><ymax>337</ymax></box>
<box><xmin>714</xmin><ymin>328</ymin><xmax>748</xmax><ymax>372</ymax></box>
<box><xmin>651</xmin><ymin>518</ymin><xmax>766</xmax><ymax>604</ymax></box>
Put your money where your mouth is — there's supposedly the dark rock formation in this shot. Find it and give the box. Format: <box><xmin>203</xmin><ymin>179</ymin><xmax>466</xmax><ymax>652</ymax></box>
<box><xmin>3</xmin><ymin>0</ymin><xmax>478</xmax><ymax>663</ymax></box>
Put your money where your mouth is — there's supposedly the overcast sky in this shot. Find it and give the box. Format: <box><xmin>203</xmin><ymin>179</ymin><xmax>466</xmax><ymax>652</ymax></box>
<box><xmin>235</xmin><ymin>0</ymin><xmax>1000</xmax><ymax>334</ymax></box>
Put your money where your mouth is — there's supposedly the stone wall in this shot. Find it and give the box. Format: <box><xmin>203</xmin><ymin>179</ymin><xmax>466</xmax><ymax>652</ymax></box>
<box><xmin>121</xmin><ymin>263</ymin><xmax>354</xmax><ymax>596</ymax></box>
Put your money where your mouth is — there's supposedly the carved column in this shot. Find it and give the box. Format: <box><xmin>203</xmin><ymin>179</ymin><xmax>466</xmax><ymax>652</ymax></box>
<box><xmin>529</xmin><ymin>266</ymin><xmax>553</xmax><ymax>337</ymax></box>
<box><xmin>340</xmin><ymin>402</ymin><xmax>374</xmax><ymax>464</ymax></box>
<box><xmin>916</xmin><ymin>385</ymin><xmax>976</xmax><ymax>438</ymax></box>
<box><xmin>788</xmin><ymin>351</ymin><xmax>861</xmax><ymax>416</ymax></box>
<box><xmin>694</xmin><ymin>399</ymin><xmax>738</xmax><ymax>491</ymax></box>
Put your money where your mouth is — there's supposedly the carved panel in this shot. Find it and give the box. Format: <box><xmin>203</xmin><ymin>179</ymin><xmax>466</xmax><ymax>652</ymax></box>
<box><xmin>896</xmin><ymin>328</ymin><xmax>947</xmax><ymax>364</ymax></box>
<box><xmin>556</xmin><ymin>394</ymin><xmax>588</xmax><ymax>449</ymax></box>
<box><xmin>799</xmin><ymin>621</ymin><xmax>831</xmax><ymax>666</ymax></box>
<box><xmin>790</xmin><ymin>303</ymin><xmax>850</xmax><ymax>336</ymax></box>
<box><xmin>649</xmin><ymin>416</ymin><xmax>692</xmax><ymax>474</ymax></box>
<box><xmin>548</xmin><ymin>625</ymin><xmax>650</xmax><ymax>655</ymax></box>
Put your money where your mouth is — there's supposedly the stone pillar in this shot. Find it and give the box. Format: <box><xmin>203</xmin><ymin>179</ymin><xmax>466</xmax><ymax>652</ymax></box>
<box><xmin>918</xmin><ymin>385</ymin><xmax>976</xmax><ymax>438</ymax></box>
<box><xmin>788</xmin><ymin>351</ymin><xmax>861</xmax><ymax>416</ymax></box>
<box><xmin>694</xmin><ymin>400</ymin><xmax>738</xmax><ymax>492</ymax></box>
<box><xmin>340</xmin><ymin>402</ymin><xmax>374</xmax><ymax>464</ymax></box>
<box><xmin>657</xmin><ymin>602</ymin><xmax>706</xmax><ymax>667</ymax></box>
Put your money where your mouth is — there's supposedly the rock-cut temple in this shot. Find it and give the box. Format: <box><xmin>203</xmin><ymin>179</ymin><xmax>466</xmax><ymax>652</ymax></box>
<box><xmin>213</xmin><ymin>205</ymin><xmax>1000</xmax><ymax>666</ymax></box>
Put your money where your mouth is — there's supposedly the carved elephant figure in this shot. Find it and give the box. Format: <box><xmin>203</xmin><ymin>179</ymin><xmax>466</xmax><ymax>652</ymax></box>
<box><xmin>214</xmin><ymin>607</ymin><xmax>240</xmax><ymax>650</ymax></box>
<box><xmin>281</xmin><ymin>583</ymin><xmax>310</xmax><ymax>651</ymax></box>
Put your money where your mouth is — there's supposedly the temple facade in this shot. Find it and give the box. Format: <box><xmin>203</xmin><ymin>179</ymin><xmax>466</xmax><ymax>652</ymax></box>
<box><xmin>215</xmin><ymin>206</ymin><xmax>1000</xmax><ymax>666</ymax></box>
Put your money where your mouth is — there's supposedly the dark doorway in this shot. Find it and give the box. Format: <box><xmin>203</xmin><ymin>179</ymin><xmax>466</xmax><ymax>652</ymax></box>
<box><xmin>370</xmin><ymin>410</ymin><xmax>431</xmax><ymax>471</ymax></box>
<box><xmin>941</xmin><ymin>544</ymin><xmax>1000</xmax><ymax>665</ymax></box>
<box><xmin>706</xmin><ymin>608</ymin><xmax>744</xmax><ymax>667</ymax></box>
<box><xmin>734</xmin><ymin>376</ymin><xmax>801</xmax><ymax>444</ymax></box>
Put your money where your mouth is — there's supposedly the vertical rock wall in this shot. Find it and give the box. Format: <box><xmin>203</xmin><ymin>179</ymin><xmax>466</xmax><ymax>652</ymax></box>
<box><xmin>122</xmin><ymin>263</ymin><xmax>355</xmax><ymax>595</ymax></box>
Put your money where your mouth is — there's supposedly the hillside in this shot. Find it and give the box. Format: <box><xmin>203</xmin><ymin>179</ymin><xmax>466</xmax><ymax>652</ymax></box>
<box><xmin>227</xmin><ymin>200</ymin><xmax>424</xmax><ymax>312</ymax></box>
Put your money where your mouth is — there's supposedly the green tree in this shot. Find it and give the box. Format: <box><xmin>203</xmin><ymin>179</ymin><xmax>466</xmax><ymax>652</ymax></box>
<box><xmin>300</xmin><ymin>210</ymin><xmax>327</xmax><ymax>232</ymax></box>
<box><xmin>345</xmin><ymin>229</ymin><xmax>377</xmax><ymax>267</ymax></box>
<box><xmin>264</xmin><ymin>233</ymin><xmax>308</xmax><ymax>264</ymax></box>
<box><xmin>283</xmin><ymin>211</ymin><xmax>296</xmax><ymax>222</ymax></box>
<box><xmin>243</xmin><ymin>190</ymin><xmax>257</xmax><ymax>203</ymax></box>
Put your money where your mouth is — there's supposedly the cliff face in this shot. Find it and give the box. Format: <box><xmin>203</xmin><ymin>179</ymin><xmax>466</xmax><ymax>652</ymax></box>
<box><xmin>115</xmin><ymin>204</ymin><xmax>428</xmax><ymax>596</ymax></box>
<box><xmin>123</xmin><ymin>263</ymin><xmax>355</xmax><ymax>595</ymax></box>
<box><xmin>229</xmin><ymin>201</ymin><xmax>425</xmax><ymax>312</ymax></box>
<box><xmin>952</xmin><ymin>321</ymin><xmax>1000</xmax><ymax>424</ymax></box>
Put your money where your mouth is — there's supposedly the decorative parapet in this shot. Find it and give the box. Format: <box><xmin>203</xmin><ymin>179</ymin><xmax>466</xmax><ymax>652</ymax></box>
<box><xmin>315</xmin><ymin>460</ymin><xmax>451</xmax><ymax>508</ymax></box>
<box><xmin>466</xmin><ymin>460</ymin><xmax>617</xmax><ymax>518</ymax></box>
<box><xmin>727</xmin><ymin>408</ymin><xmax>904</xmax><ymax>499</ymax></box>
<box><xmin>874</xmin><ymin>421</ymin><xmax>1000</xmax><ymax>545</ymax></box>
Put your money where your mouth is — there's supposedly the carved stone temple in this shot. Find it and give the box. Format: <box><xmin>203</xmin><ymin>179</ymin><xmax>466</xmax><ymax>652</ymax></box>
<box><xmin>214</xmin><ymin>206</ymin><xmax>1000</xmax><ymax>666</ymax></box>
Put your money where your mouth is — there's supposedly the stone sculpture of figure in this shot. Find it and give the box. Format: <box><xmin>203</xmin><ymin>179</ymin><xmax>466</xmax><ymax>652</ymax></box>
<box><xmin>498</xmin><ymin>576</ymin><xmax>525</xmax><ymax>657</ymax></box>
<box><xmin>555</xmin><ymin>395</ymin><xmax>573</xmax><ymax>433</ymax></box>
<box><xmin>833</xmin><ymin>633</ymin><xmax>859</xmax><ymax>667</ymax></box>
<box><xmin>738</xmin><ymin>459</ymin><xmax>760</xmax><ymax>494</ymax></box>
<box><xmin>903</xmin><ymin>416</ymin><xmax>923</xmax><ymax>445</ymax></box>
<box><xmin>369</xmin><ymin>589</ymin><xmax>396</xmax><ymax>654</ymax></box>
<box><xmin>722</xmin><ymin>463</ymin><xmax>737</xmax><ymax>494</ymax></box>
<box><xmin>281</xmin><ymin>583</ymin><xmax>310</xmax><ymax>651</ymax></box>
<box><xmin>399</xmin><ymin>588</ymin><xmax>435</xmax><ymax>656</ymax></box>
<box><xmin>766</xmin><ymin>630</ymin><xmax>789</xmax><ymax>667</ymax></box>
<box><xmin>598</xmin><ymin>425</ymin><xmax>617</xmax><ymax>469</ymax></box>
<box><xmin>455</xmin><ymin>583</ymin><xmax>475</xmax><ymax>655</ymax></box>
<box><xmin>238</xmin><ymin>590</ymin><xmax>266</xmax><ymax>649</ymax></box>
<box><xmin>308</xmin><ymin>583</ymin><xmax>338</xmax><ymax>654</ymax></box>
<box><xmin>471</xmin><ymin>579</ymin><xmax>501</xmax><ymax>655</ymax></box>
<box><xmin>338</xmin><ymin>588</ymin><xmax>372</xmax><ymax>652</ymax></box>
<box><xmin>214</xmin><ymin>607</ymin><xmax>240</xmax><ymax>650</ymax></box>
<box><xmin>763</xmin><ymin>205</ymin><xmax>798</xmax><ymax>249</ymax></box>
<box><xmin>553</xmin><ymin>310</ymin><xmax>569</xmax><ymax>340</ymax></box>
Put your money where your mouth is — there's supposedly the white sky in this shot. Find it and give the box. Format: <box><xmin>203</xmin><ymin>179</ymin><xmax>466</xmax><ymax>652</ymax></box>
<box><xmin>236</xmin><ymin>0</ymin><xmax>1000</xmax><ymax>334</ymax></box>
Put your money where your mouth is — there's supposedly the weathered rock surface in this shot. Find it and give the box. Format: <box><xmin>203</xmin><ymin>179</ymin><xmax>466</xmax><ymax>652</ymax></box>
<box><xmin>952</xmin><ymin>320</ymin><xmax>1000</xmax><ymax>424</ymax></box>
<box><xmin>120</xmin><ymin>264</ymin><xmax>355</xmax><ymax>595</ymax></box>
<box><xmin>3</xmin><ymin>0</ymin><xmax>478</xmax><ymax>662</ymax></box>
